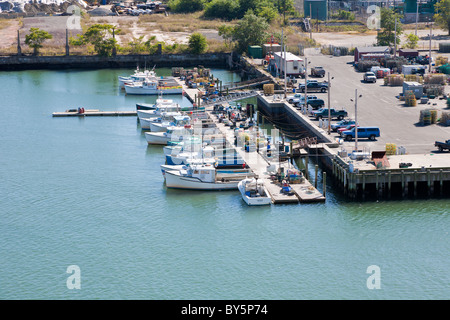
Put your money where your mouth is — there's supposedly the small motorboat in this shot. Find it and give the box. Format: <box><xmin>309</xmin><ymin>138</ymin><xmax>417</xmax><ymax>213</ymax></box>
<box><xmin>238</xmin><ymin>177</ymin><xmax>272</xmax><ymax>206</ymax></box>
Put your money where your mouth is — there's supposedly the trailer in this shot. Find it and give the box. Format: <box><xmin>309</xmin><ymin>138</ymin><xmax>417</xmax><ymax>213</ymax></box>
<box><xmin>273</xmin><ymin>51</ymin><xmax>305</xmax><ymax>78</ymax></box>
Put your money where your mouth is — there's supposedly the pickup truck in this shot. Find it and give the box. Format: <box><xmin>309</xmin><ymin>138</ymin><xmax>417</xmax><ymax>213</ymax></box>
<box><xmin>331</xmin><ymin>119</ymin><xmax>356</xmax><ymax>132</ymax></box>
<box><xmin>298</xmin><ymin>81</ymin><xmax>328</xmax><ymax>93</ymax></box>
<box><xmin>311</xmin><ymin>66</ymin><xmax>325</xmax><ymax>77</ymax></box>
<box><xmin>435</xmin><ymin>139</ymin><xmax>450</xmax><ymax>152</ymax></box>
<box><xmin>289</xmin><ymin>94</ymin><xmax>318</xmax><ymax>105</ymax></box>
<box><xmin>364</xmin><ymin>72</ymin><xmax>377</xmax><ymax>83</ymax></box>
<box><xmin>341</xmin><ymin>126</ymin><xmax>380</xmax><ymax>141</ymax></box>
<box><xmin>295</xmin><ymin>97</ymin><xmax>325</xmax><ymax>109</ymax></box>
<box><xmin>312</xmin><ymin>108</ymin><xmax>348</xmax><ymax>120</ymax></box>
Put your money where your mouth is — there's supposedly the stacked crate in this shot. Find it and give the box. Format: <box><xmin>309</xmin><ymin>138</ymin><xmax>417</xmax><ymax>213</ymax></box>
<box><xmin>385</xmin><ymin>143</ymin><xmax>397</xmax><ymax>155</ymax></box>
<box><xmin>405</xmin><ymin>90</ymin><xmax>417</xmax><ymax>106</ymax></box>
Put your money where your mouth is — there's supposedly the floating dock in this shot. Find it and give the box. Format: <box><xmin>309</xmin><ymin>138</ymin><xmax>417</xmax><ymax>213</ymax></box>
<box><xmin>52</xmin><ymin>110</ymin><xmax>137</xmax><ymax>117</ymax></box>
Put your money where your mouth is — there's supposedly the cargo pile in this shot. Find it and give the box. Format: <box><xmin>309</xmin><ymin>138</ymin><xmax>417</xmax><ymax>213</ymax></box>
<box><xmin>385</xmin><ymin>143</ymin><xmax>397</xmax><ymax>155</ymax></box>
<box><xmin>385</xmin><ymin>74</ymin><xmax>404</xmax><ymax>86</ymax></box>
<box><xmin>404</xmin><ymin>74</ymin><xmax>423</xmax><ymax>83</ymax></box>
<box><xmin>419</xmin><ymin>109</ymin><xmax>438</xmax><ymax>125</ymax></box>
<box><xmin>440</xmin><ymin>111</ymin><xmax>450</xmax><ymax>126</ymax></box>
<box><xmin>404</xmin><ymin>90</ymin><xmax>417</xmax><ymax>106</ymax></box>
<box><xmin>263</xmin><ymin>84</ymin><xmax>274</xmax><ymax>95</ymax></box>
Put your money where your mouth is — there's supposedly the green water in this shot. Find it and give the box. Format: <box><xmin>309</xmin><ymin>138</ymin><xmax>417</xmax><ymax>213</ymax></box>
<box><xmin>0</xmin><ymin>68</ymin><xmax>448</xmax><ymax>300</ymax></box>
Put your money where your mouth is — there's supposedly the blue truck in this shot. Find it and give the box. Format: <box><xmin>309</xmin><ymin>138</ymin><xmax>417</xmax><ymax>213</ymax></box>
<box><xmin>341</xmin><ymin>126</ymin><xmax>381</xmax><ymax>141</ymax></box>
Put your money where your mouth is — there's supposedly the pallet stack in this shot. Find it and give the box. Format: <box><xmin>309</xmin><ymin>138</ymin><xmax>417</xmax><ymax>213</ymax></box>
<box><xmin>385</xmin><ymin>143</ymin><xmax>397</xmax><ymax>155</ymax></box>
<box><xmin>405</xmin><ymin>90</ymin><xmax>417</xmax><ymax>106</ymax></box>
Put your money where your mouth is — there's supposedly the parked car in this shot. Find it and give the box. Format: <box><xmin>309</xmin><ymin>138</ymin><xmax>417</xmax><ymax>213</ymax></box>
<box><xmin>287</xmin><ymin>93</ymin><xmax>304</xmax><ymax>104</ymax></box>
<box><xmin>435</xmin><ymin>139</ymin><xmax>450</xmax><ymax>152</ymax></box>
<box><xmin>298</xmin><ymin>81</ymin><xmax>328</xmax><ymax>93</ymax></box>
<box><xmin>331</xmin><ymin>119</ymin><xmax>356</xmax><ymax>132</ymax></box>
<box><xmin>312</xmin><ymin>108</ymin><xmax>348</xmax><ymax>120</ymax></box>
<box><xmin>290</xmin><ymin>94</ymin><xmax>318</xmax><ymax>105</ymax></box>
<box><xmin>311</xmin><ymin>66</ymin><xmax>325</xmax><ymax>77</ymax></box>
<box><xmin>302</xmin><ymin>98</ymin><xmax>325</xmax><ymax>109</ymax></box>
<box><xmin>364</xmin><ymin>72</ymin><xmax>377</xmax><ymax>83</ymax></box>
<box><xmin>338</xmin><ymin>124</ymin><xmax>358</xmax><ymax>135</ymax></box>
<box><xmin>341</xmin><ymin>127</ymin><xmax>381</xmax><ymax>141</ymax></box>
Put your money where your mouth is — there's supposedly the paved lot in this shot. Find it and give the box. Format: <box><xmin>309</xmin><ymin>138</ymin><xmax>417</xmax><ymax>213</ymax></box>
<box><xmin>290</xmin><ymin>53</ymin><xmax>450</xmax><ymax>155</ymax></box>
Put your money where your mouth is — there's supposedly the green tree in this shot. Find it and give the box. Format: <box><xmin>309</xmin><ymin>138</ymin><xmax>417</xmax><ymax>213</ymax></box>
<box><xmin>70</xmin><ymin>24</ymin><xmax>118</xmax><ymax>57</ymax></box>
<box><xmin>128</xmin><ymin>36</ymin><xmax>147</xmax><ymax>54</ymax></box>
<box><xmin>434</xmin><ymin>0</ymin><xmax>450</xmax><ymax>35</ymax></box>
<box><xmin>256</xmin><ymin>5</ymin><xmax>278</xmax><ymax>23</ymax></box>
<box><xmin>376</xmin><ymin>8</ymin><xmax>402</xmax><ymax>46</ymax></box>
<box><xmin>232</xmin><ymin>10</ymin><xmax>269</xmax><ymax>53</ymax></box>
<box><xmin>218</xmin><ymin>24</ymin><xmax>234</xmax><ymax>49</ymax></box>
<box><xmin>404</xmin><ymin>33</ymin><xmax>419</xmax><ymax>49</ymax></box>
<box><xmin>203</xmin><ymin>0</ymin><xmax>239</xmax><ymax>20</ymax></box>
<box><xmin>274</xmin><ymin>0</ymin><xmax>295</xmax><ymax>25</ymax></box>
<box><xmin>168</xmin><ymin>0</ymin><xmax>204</xmax><ymax>13</ymax></box>
<box><xmin>25</xmin><ymin>27</ymin><xmax>53</xmax><ymax>55</ymax></box>
<box><xmin>188</xmin><ymin>32</ymin><xmax>207</xmax><ymax>54</ymax></box>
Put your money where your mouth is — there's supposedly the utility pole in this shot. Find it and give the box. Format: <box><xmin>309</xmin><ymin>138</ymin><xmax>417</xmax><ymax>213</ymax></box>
<box><xmin>415</xmin><ymin>0</ymin><xmax>419</xmax><ymax>36</ymax></box>
<box><xmin>354</xmin><ymin>89</ymin><xmax>359</xmax><ymax>152</ymax></box>
<box><xmin>304</xmin><ymin>57</ymin><xmax>308</xmax><ymax>112</ymax></box>
<box><xmin>394</xmin><ymin>16</ymin><xmax>397</xmax><ymax>58</ymax></box>
<box><xmin>429</xmin><ymin>21</ymin><xmax>433</xmax><ymax>73</ymax></box>
<box><xmin>327</xmin><ymin>72</ymin><xmax>331</xmax><ymax>135</ymax></box>
<box><xmin>284</xmin><ymin>45</ymin><xmax>287</xmax><ymax>99</ymax></box>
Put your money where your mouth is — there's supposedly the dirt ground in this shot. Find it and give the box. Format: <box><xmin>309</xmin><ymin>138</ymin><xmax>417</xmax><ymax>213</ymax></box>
<box><xmin>3</xmin><ymin>12</ymin><xmax>450</xmax><ymax>52</ymax></box>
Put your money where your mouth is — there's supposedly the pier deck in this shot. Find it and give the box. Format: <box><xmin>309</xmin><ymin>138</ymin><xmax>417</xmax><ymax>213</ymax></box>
<box><xmin>53</xmin><ymin>110</ymin><xmax>137</xmax><ymax>117</ymax></box>
<box><xmin>206</xmin><ymin>109</ymin><xmax>324</xmax><ymax>204</ymax></box>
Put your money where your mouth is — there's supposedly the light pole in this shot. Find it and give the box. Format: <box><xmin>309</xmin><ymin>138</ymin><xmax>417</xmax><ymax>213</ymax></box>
<box><xmin>327</xmin><ymin>72</ymin><xmax>331</xmax><ymax>134</ymax></box>
<box><xmin>304</xmin><ymin>57</ymin><xmax>308</xmax><ymax>111</ymax></box>
<box><xmin>415</xmin><ymin>0</ymin><xmax>419</xmax><ymax>36</ymax></box>
<box><xmin>351</xmin><ymin>90</ymin><xmax>362</xmax><ymax>152</ymax></box>
<box><xmin>429</xmin><ymin>20</ymin><xmax>433</xmax><ymax>73</ymax></box>
<box><xmin>394</xmin><ymin>16</ymin><xmax>397</xmax><ymax>58</ymax></box>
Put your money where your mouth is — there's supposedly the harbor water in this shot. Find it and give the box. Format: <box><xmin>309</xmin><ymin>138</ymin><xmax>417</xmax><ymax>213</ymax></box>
<box><xmin>0</xmin><ymin>68</ymin><xmax>449</xmax><ymax>300</ymax></box>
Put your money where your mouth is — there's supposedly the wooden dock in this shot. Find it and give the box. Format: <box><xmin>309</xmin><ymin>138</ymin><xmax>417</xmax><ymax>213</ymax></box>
<box><xmin>52</xmin><ymin>110</ymin><xmax>137</xmax><ymax>117</ymax></box>
<box><xmin>291</xmin><ymin>180</ymin><xmax>326</xmax><ymax>203</ymax></box>
<box><xmin>207</xmin><ymin>110</ymin><xmax>325</xmax><ymax>204</ymax></box>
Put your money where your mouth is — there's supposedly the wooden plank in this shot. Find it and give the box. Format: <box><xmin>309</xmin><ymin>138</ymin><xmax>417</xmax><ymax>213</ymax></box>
<box><xmin>52</xmin><ymin>111</ymin><xmax>137</xmax><ymax>117</ymax></box>
<box><xmin>291</xmin><ymin>180</ymin><xmax>326</xmax><ymax>203</ymax></box>
<box><xmin>262</xmin><ymin>178</ymin><xmax>299</xmax><ymax>204</ymax></box>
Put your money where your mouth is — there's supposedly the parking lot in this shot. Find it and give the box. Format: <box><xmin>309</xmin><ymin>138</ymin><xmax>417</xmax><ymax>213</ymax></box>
<box><xmin>291</xmin><ymin>54</ymin><xmax>450</xmax><ymax>155</ymax></box>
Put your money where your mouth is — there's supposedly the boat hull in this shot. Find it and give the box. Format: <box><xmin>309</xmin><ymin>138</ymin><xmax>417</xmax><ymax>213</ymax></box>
<box><xmin>125</xmin><ymin>86</ymin><xmax>183</xmax><ymax>95</ymax></box>
<box><xmin>150</xmin><ymin>122</ymin><xmax>170</xmax><ymax>132</ymax></box>
<box><xmin>238</xmin><ymin>180</ymin><xmax>272</xmax><ymax>206</ymax></box>
<box><xmin>165</xmin><ymin>170</ymin><xmax>239</xmax><ymax>190</ymax></box>
<box><xmin>145</xmin><ymin>132</ymin><xmax>170</xmax><ymax>145</ymax></box>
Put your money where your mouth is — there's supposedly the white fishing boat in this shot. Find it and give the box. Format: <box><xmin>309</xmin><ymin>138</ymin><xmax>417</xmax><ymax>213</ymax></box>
<box><xmin>150</xmin><ymin>115</ymin><xmax>191</xmax><ymax>132</ymax></box>
<box><xmin>125</xmin><ymin>78</ymin><xmax>183</xmax><ymax>95</ymax></box>
<box><xmin>139</xmin><ymin>112</ymin><xmax>182</xmax><ymax>130</ymax></box>
<box><xmin>165</xmin><ymin>145</ymin><xmax>215</xmax><ymax>165</ymax></box>
<box><xmin>118</xmin><ymin>67</ymin><xmax>157</xmax><ymax>88</ymax></box>
<box><xmin>145</xmin><ymin>125</ymin><xmax>192</xmax><ymax>145</ymax></box>
<box><xmin>238</xmin><ymin>177</ymin><xmax>272</xmax><ymax>206</ymax></box>
<box><xmin>164</xmin><ymin>164</ymin><xmax>251</xmax><ymax>190</ymax></box>
<box><xmin>137</xmin><ymin>100</ymin><xmax>182</xmax><ymax>120</ymax></box>
<box><xmin>136</xmin><ymin>97</ymin><xmax>175</xmax><ymax>111</ymax></box>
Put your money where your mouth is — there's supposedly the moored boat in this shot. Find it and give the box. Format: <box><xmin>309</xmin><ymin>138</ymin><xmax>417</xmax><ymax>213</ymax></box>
<box><xmin>164</xmin><ymin>164</ymin><xmax>252</xmax><ymax>190</ymax></box>
<box><xmin>125</xmin><ymin>78</ymin><xmax>183</xmax><ymax>95</ymax></box>
<box><xmin>238</xmin><ymin>178</ymin><xmax>272</xmax><ymax>206</ymax></box>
